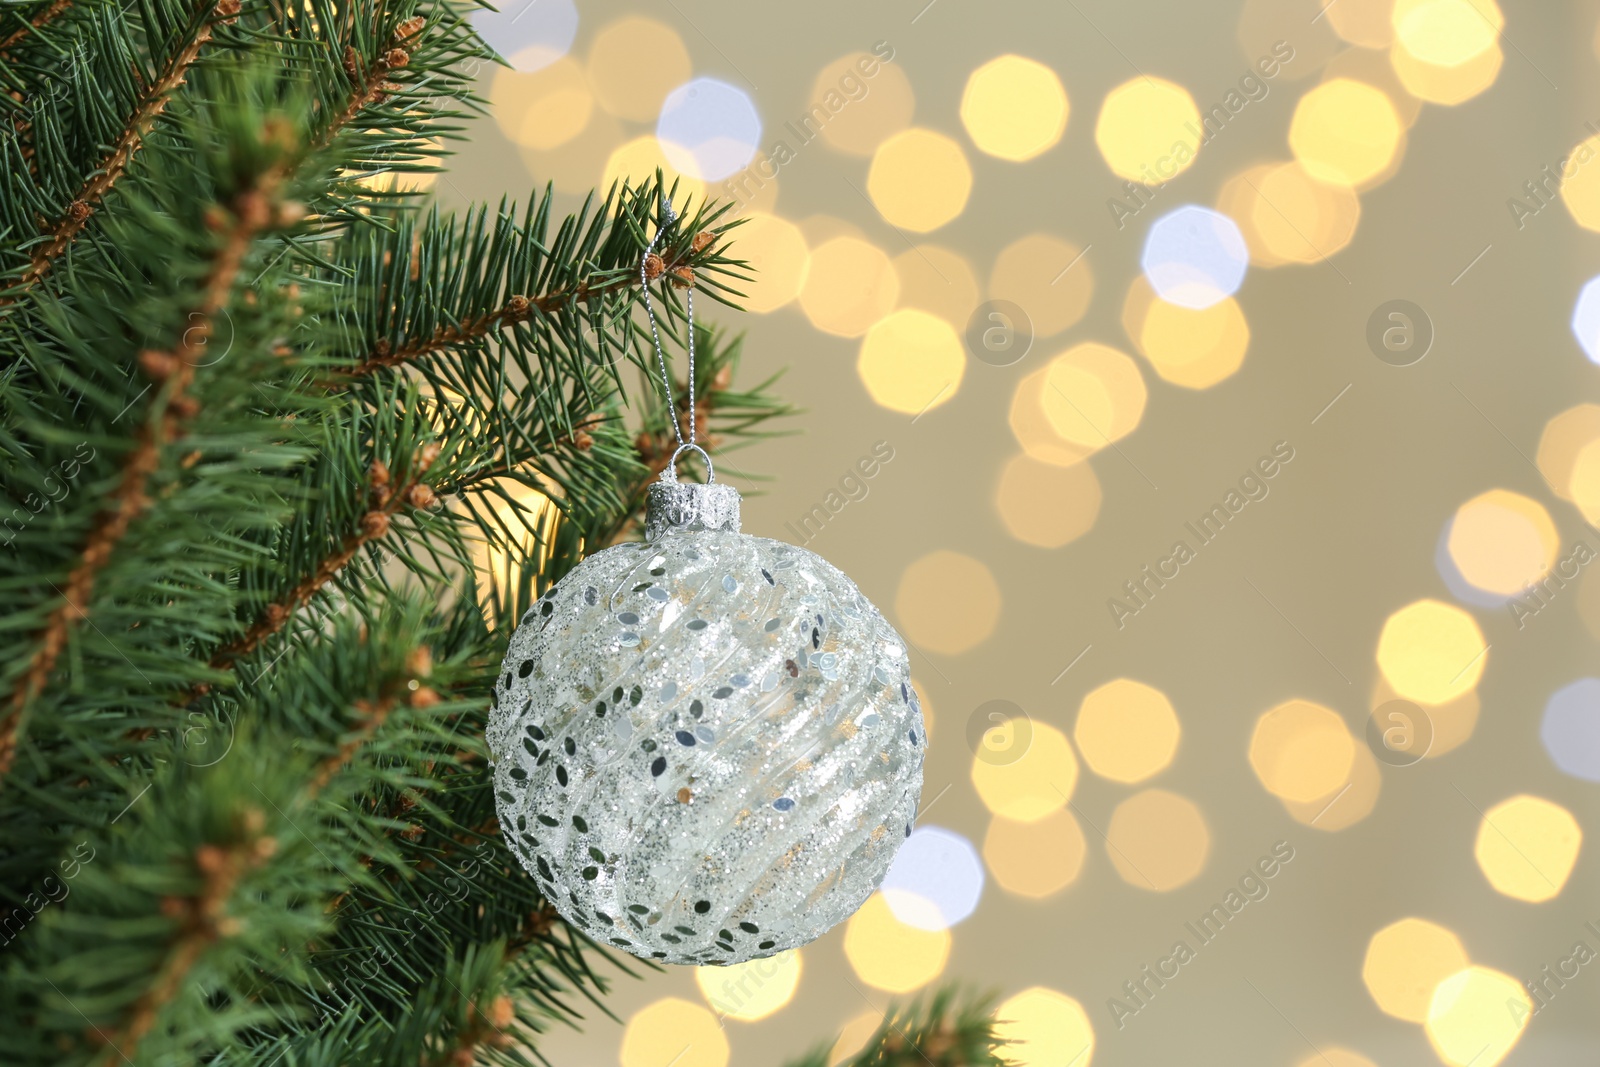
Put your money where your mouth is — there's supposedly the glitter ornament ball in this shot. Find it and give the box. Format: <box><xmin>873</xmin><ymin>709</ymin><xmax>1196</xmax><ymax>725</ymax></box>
<box><xmin>487</xmin><ymin>467</ymin><xmax>925</xmax><ymax>966</ymax></box>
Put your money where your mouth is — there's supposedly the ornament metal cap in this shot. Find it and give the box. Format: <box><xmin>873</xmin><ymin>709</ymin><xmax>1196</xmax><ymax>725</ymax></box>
<box><xmin>645</xmin><ymin>443</ymin><xmax>741</xmax><ymax>541</ymax></box>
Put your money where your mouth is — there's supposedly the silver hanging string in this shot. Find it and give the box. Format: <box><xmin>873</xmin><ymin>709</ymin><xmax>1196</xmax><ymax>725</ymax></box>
<box><xmin>640</xmin><ymin>196</ymin><xmax>697</xmax><ymax>457</ymax></box>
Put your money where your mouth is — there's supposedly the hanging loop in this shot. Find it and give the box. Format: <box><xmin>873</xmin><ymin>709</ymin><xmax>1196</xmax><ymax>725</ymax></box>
<box><xmin>662</xmin><ymin>442</ymin><xmax>715</xmax><ymax>484</ymax></box>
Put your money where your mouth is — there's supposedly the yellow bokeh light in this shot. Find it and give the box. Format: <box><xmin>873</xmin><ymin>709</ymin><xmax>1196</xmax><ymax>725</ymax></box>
<box><xmin>491</xmin><ymin>58</ymin><xmax>592</xmax><ymax>152</ymax></box>
<box><xmin>995</xmin><ymin>453</ymin><xmax>1101</xmax><ymax>549</ymax></box>
<box><xmin>1362</xmin><ymin>917</ymin><xmax>1471</xmax><ymax>1023</ymax></box>
<box><xmin>1370</xmin><ymin>676</ymin><xmax>1480</xmax><ymax>758</ymax></box>
<box><xmin>842</xmin><ymin>893</ymin><xmax>950</xmax><ymax>993</ymax></box>
<box><xmin>1473</xmin><ymin>794</ymin><xmax>1582</xmax><ymax>903</ymax></box>
<box><xmin>1330</xmin><ymin>0</ymin><xmax>1397</xmax><ymax>48</ymax></box>
<box><xmin>988</xmin><ymin>233</ymin><xmax>1093</xmax><ymax>338</ymax></box>
<box><xmin>866</xmin><ymin>128</ymin><xmax>972</xmax><ymax>232</ymax></box>
<box><xmin>895</xmin><ymin>550</ymin><xmax>1000</xmax><ymax>656</ymax></box>
<box><xmin>1095</xmin><ymin>77</ymin><xmax>1202</xmax><ymax>183</ymax></box>
<box><xmin>1392</xmin><ymin>0</ymin><xmax>1502</xmax><ymax>68</ymax></box>
<box><xmin>466</xmin><ymin>477</ymin><xmax>558</xmax><ymax>618</ymax></box>
<box><xmin>1134</xmin><ymin>286</ymin><xmax>1251</xmax><ymax>390</ymax></box>
<box><xmin>857</xmin><ymin>309</ymin><xmax>966</xmax><ymax>416</ymax></box>
<box><xmin>602</xmin><ymin>135</ymin><xmax>706</xmax><ymax>204</ymax></box>
<box><xmin>1105</xmin><ymin>788</ymin><xmax>1209</xmax><ymax>892</ymax></box>
<box><xmin>1426</xmin><ymin>966</ymin><xmax>1531</xmax><ymax>1067</ymax></box>
<box><xmin>1581</xmin><ymin>565</ymin><xmax>1600</xmax><ymax>641</ymax></box>
<box><xmin>983</xmin><ymin>809</ymin><xmax>1087</xmax><ymax>898</ymax></box>
<box><xmin>1216</xmin><ymin>163</ymin><xmax>1285</xmax><ymax>267</ymax></box>
<box><xmin>798</xmin><ymin>236</ymin><xmax>899</xmax><ymax>337</ymax></box>
<box><xmin>586</xmin><ymin>17</ymin><xmax>690</xmax><ymax>122</ymax></box>
<box><xmin>971</xmin><ymin>721</ymin><xmax>1078</xmax><ymax>823</ymax></box>
<box><xmin>893</xmin><ymin>245</ymin><xmax>980</xmax><ymax>329</ymax></box>
<box><xmin>1537</xmin><ymin>402</ymin><xmax>1600</xmax><ymax>499</ymax></box>
<box><xmin>810</xmin><ymin>53</ymin><xmax>916</xmax><ymax>157</ymax></box>
<box><xmin>1248</xmin><ymin>161</ymin><xmax>1361</xmax><ymax>265</ymax></box>
<box><xmin>1075</xmin><ymin>678</ymin><xmax>1180</xmax><ymax>783</ymax></box>
<box><xmin>830</xmin><ymin>1011</ymin><xmax>883</xmax><ymax>1065</ymax></box>
<box><xmin>1289</xmin><ymin>78</ymin><xmax>1404</xmax><ymax>188</ymax></box>
<box><xmin>960</xmin><ymin>55</ymin><xmax>1069</xmax><ymax>162</ymax></box>
<box><xmin>1326</xmin><ymin>45</ymin><xmax>1424</xmax><ymax>129</ymax></box>
<box><xmin>1039</xmin><ymin>343</ymin><xmax>1148</xmax><ymax>451</ymax></box>
<box><xmin>1248</xmin><ymin>699</ymin><xmax>1356</xmax><ymax>804</ymax></box>
<box><xmin>728</xmin><ymin>212</ymin><xmax>809</xmax><ymax>314</ymax></box>
<box><xmin>1559</xmin><ymin>134</ymin><xmax>1600</xmax><ymax>232</ymax></box>
<box><xmin>1009</xmin><ymin>369</ymin><xmax>1095</xmax><ymax>469</ymax></box>
<box><xmin>695</xmin><ymin>949</ymin><xmax>801</xmax><ymax>1022</ymax></box>
<box><xmin>1238</xmin><ymin>0</ymin><xmax>1342</xmax><ymax>81</ymax></box>
<box><xmin>1575</xmin><ymin>439</ymin><xmax>1600</xmax><ymax>524</ymax></box>
<box><xmin>1282</xmin><ymin>740</ymin><xmax>1381</xmax><ymax>831</ymax></box>
<box><xmin>1297</xmin><ymin>1051</ymin><xmax>1379</xmax><ymax>1067</ymax></box>
<box><xmin>1447</xmin><ymin>489</ymin><xmax>1558</xmax><ymax>596</ymax></box>
<box><xmin>993</xmin><ymin>987</ymin><xmax>1095</xmax><ymax>1067</ymax></box>
<box><xmin>621</xmin><ymin>998</ymin><xmax>730</xmax><ymax>1067</ymax></box>
<box><xmin>1390</xmin><ymin>40</ymin><xmax>1502</xmax><ymax>105</ymax></box>
<box><xmin>517</xmin><ymin>107</ymin><xmax>625</xmax><ymax>196</ymax></box>
<box><xmin>1376</xmin><ymin>599</ymin><xmax>1487</xmax><ymax>705</ymax></box>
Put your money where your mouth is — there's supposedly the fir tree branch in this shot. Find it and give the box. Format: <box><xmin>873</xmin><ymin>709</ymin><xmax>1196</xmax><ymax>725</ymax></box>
<box><xmin>0</xmin><ymin>171</ymin><xmax>281</xmax><ymax>781</ymax></box>
<box><xmin>346</xmin><ymin>209</ymin><xmax>722</xmax><ymax>377</ymax></box>
<box><xmin>788</xmin><ymin>988</ymin><xmax>1010</xmax><ymax>1067</ymax></box>
<box><xmin>0</xmin><ymin>0</ymin><xmax>242</xmax><ymax>311</ymax></box>
<box><xmin>203</xmin><ymin>443</ymin><xmax>442</xmax><ymax>683</ymax></box>
<box><xmin>0</xmin><ymin>0</ymin><xmax>73</xmax><ymax>59</ymax></box>
<box><xmin>101</xmin><ymin>810</ymin><xmax>280</xmax><ymax>1065</ymax></box>
<box><xmin>318</xmin><ymin>14</ymin><xmax>427</xmax><ymax>148</ymax></box>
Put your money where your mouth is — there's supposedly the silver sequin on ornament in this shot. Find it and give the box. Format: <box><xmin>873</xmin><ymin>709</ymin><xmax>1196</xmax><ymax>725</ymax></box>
<box><xmin>487</xmin><ymin>472</ymin><xmax>924</xmax><ymax>966</ymax></box>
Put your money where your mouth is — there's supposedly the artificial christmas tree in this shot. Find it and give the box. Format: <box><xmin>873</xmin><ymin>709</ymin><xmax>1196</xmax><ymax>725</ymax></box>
<box><xmin>0</xmin><ymin>0</ymin><xmax>1006</xmax><ymax>1063</ymax></box>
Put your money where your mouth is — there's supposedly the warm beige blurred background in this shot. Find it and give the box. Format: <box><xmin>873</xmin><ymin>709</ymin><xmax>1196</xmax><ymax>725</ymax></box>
<box><xmin>437</xmin><ymin>1</ymin><xmax>1600</xmax><ymax>1064</ymax></box>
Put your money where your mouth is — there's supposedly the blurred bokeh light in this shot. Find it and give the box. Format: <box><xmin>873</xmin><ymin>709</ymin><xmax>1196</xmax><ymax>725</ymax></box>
<box><xmin>970</xmin><ymin>720</ymin><xmax>1078</xmax><ymax>822</ymax></box>
<box><xmin>586</xmin><ymin>16</ymin><xmax>690</xmax><ymax>121</ymax></box>
<box><xmin>983</xmin><ymin>809</ymin><xmax>1087</xmax><ymax>898</ymax></box>
<box><xmin>895</xmin><ymin>549</ymin><xmax>1000</xmax><ymax>655</ymax></box>
<box><xmin>1074</xmin><ymin>678</ymin><xmax>1180</xmax><ymax>783</ymax></box>
<box><xmin>657</xmin><ymin>77</ymin><xmax>762</xmax><ymax>181</ymax></box>
<box><xmin>1141</xmin><ymin>205</ymin><xmax>1249</xmax><ymax>309</ymax></box>
<box><xmin>1248</xmin><ymin>699</ymin><xmax>1356</xmax><ymax>804</ymax></box>
<box><xmin>1425</xmin><ymin>965</ymin><xmax>1531</xmax><ymax>1067</ymax></box>
<box><xmin>995</xmin><ymin>453</ymin><xmax>1102</xmax><ymax>548</ymax></box>
<box><xmin>1095</xmin><ymin>77</ymin><xmax>1202</xmax><ymax>182</ymax></box>
<box><xmin>621</xmin><ymin>997</ymin><xmax>729</xmax><ymax>1067</ymax></box>
<box><xmin>1472</xmin><ymin>793</ymin><xmax>1582</xmax><ymax>902</ymax></box>
<box><xmin>1541</xmin><ymin>678</ymin><xmax>1600</xmax><ymax>781</ymax></box>
<box><xmin>867</xmin><ymin>128</ymin><xmax>972</xmax><ymax>232</ymax></box>
<box><xmin>1362</xmin><ymin>917</ymin><xmax>1471</xmax><ymax>1023</ymax></box>
<box><xmin>695</xmin><ymin>951</ymin><xmax>802</xmax><ymax>1022</ymax></box>
<box><xmin>842</xmin><ymin>893</ymin><xmax>951</xmax><ymax>993</ymax></box>
<box><xmin>856</xmin><ymin>308</ymin><xmax>966</xmax><ymax>415</ymax></box>
<box><xmin>960</xmin><ymin>55</ymin><xmax>1069</xmax><ymax>162</ymax></box>
<box><xmin>880</xmin><ymin>826</ymin><xmax>985</xmax><ymax>930</ymax></box>
<box><xmin>1104</xmin><ymin>788</ymin><xmax>1210</xmax><ymax>891</ymax></box>
<box><xmin>992</xmin><ymin>987</ymin><xmax>1095</xmax><ymax>1067</ymax></box>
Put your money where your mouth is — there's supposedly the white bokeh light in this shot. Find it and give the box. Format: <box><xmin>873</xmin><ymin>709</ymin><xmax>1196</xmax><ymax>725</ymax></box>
<box><xmin>879</xmin><ymin>825</ymin><xmax>984</xmax><ymax>931</ymax></box>
<box><xmin>472</xmin><ymin>0</ymin><xmax>578</xmax><ymax>72</ymax></box>
<box><xmin>657</xmin><ymin>76</ymin><xmax>762</xmax><ymax>181</ymax></box>
<box><xmin>1571</xmin><ymin>275</ymin><xmax>1600</xmax><ymax>364</ymax></box>
<box><xmin>1141</xmin><ymin>205</ymin><xmax>1249</xmax><ymax>310</ymax></box>
<box><xmin>1543</xmin><ymin>678</ymin><xmax>1600</xmax><ymax>781</ymax></box>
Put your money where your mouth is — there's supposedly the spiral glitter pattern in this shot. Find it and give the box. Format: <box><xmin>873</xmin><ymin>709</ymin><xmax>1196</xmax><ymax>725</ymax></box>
<box><xmin>487</xmin><ymin>520</ymin><xmax>924</xmax><ymax>966</ymax></box>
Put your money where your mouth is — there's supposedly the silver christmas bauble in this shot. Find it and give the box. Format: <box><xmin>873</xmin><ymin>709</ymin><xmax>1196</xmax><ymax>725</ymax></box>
<box><xmin>487</xmin><ymin>472</ymin><xmax>924</xmax><ymax>965</ymax></box>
